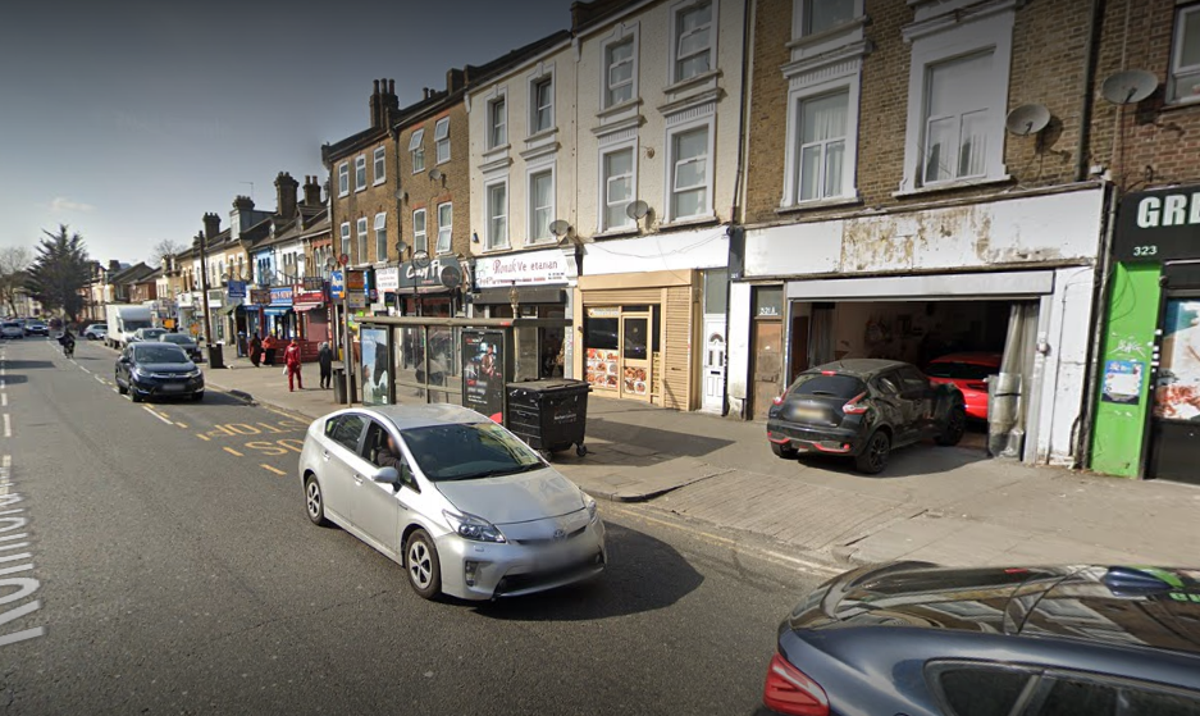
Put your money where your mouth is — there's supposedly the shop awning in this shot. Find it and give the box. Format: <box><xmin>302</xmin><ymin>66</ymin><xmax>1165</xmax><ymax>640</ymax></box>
<box><xmin>263</xmin><ymin>306</ymin><xmax>292</xmax><ymax>316</ymax></box>
<box><xmin>293</xmin><ymin>303</ymin><xmax>324</xmax><ymax>313</ymax></box>
<box><xmin>472</xmin><ymin>286</ymin><xmax>565</xmax><ymax>305</ymax></box>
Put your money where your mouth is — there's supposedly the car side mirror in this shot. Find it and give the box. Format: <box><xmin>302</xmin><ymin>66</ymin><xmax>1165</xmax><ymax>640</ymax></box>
<box><xmin>370</xmin><ymin>466</ymin><xmax>400</xmax><ymax>484</ymax></box>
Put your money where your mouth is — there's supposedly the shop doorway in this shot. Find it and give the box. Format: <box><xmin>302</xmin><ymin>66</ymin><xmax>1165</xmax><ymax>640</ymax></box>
<box><xmin>750</xmin><ymin>319</ymin><xmax>784</xmax><ymax>420</ymax></box>
<box><xmin>620</xmin><ymin>312</ymin><xmax>652</xmax><ymax>401</ymax></box>
<box><xmin>1147</xmin><ymin>293</ymin><xmax>1200</xmax><ymax>484</ymax></box>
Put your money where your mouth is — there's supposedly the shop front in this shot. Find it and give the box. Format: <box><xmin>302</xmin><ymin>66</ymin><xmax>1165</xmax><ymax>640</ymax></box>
<box><xmin>376</xmin><ymin>267</ymin><xmax>400</xmax><ymax>315</ymax></box>
<box><xmin>574</xmin><ymin>269</ymin><xmax>701</xmax><ymax>411</ymax></box>
<box><xmin>472</xmin><ymin>248</ymin><xmax>577</xmax><ymax>379</ymax></box>
<box><xmin>1092</xmin><ymin>186</ymin><xmax>1200</xmax><ymax>483</ymax></box>
<box><xmin>264</xmin><ymin>286</ymin><xmax>295</xmax><ymax>339</ymax></box>
<box><xmin>294</xmin><ymin>279</ymin><xmax>329</xmax><ymax>346</ymax></box>
<box><xmin>731</xmin><ymin>187</ymin><xmax>1106</xmax><ymax>466</ymax></box>
<box><xmin>395</xmin><ymin>255</ymin><xmax>466</xmax><ymax>318</ymax></box>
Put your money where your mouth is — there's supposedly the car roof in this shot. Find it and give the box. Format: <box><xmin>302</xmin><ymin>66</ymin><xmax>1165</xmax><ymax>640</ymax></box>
<box><xmin>808</xmin><ymin>359</ymin><xmax>910</xmax><ymax>377</ymax></box>
<box><xmin>928</xmin><ymin>352</ymin><xmax>1002</xmax><ymax>366</ymax></box>
<box><xmin>811</xmin><ymin>563</ymin><xmax>1200</xmax><ymax>658</ymax></box>
<box><xmin>351</xmin><ymin>403</ymin><xmax>490</xmax><ymax>431</ymax></box>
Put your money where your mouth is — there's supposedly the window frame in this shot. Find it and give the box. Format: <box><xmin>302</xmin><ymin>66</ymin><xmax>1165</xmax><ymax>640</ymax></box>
<box><xmin>1170</xmin><ymin>3</ymin><xmax>1200</xmax><ymax>103</ymax></box>
<box><xmin>434</xmin><ymin>117</ymin><xmax>450</xmax><ymax>164</ymax></box>
<box><xmin>436</xmin><ymin>202</ymin><xmax>453</xmax><ymax>255</ymax></box>
<box><xmin>599</xmin><ymin>143</ymin><xmax>638</xmax><ymax>233</ymax></box>
<box><xmin>898</xmin><ymin>8</ymin><xmax>1014</xmax><ymax>193</ymax></box>
<box><xmin>485</xmin><ymin>179</ymin><xmax>509</xmax><ymax>250</ymax></box>
<box><xmin>337</xmin><ymin>162</ymin><xmax>349</xmax><ymax>197</ymax></box>
<box><xmin>664</xmin><ymin>119</ymin><xmax>714</xmax><ymax>222</ymax></box>
<box><xmin>488</xmin><ymin>94</ymin><xmax>508</xmax><ymax>150</ymax></box>
<box><xmin>600</xmin><ymin>26</ymin><xmax>639</xmax><ymax>111</ymax></box>
<box><xmin>355</xmin><ymin>217</ymin><xmax>368</xmax><ymax>264</ymax></box>
<box><xmin>339</xmin><ymin>222</ymin><xmax>351</xmax><ymax>257</ymax></box>
<box><xmin>373</xmin><ymin>146</ymin><xmax>386</xmax><ymax>186</ymax></box>
<box><xmin>527</xmin><ymin>167</ymin><xmax>556</xmax><ymax>244</ymax></box>
<box><xmin>783</xmin><ymin>79</ymin><xmax>860</xmax><ymax>206</ymax></box>
<box><xmin>530</xmin><ymin>74</ymin><xmax>554</xmax><ymax>135</ymax></box>
<box><xmin>412</xmin><ymin>208</ymin><xmax>427</xmax><ymax>254</ymax></box>
<box><xmin>354</xmin><ymin>154</ymin><xmax>367</xmax><ymax>192</ymax></box>
<box><xmin>921</xmin><ymin>50</ymin><xmax>995</xmax><ymax>187</ymax></box>
<box><xmin>795</xmin><ymin>0</ymin><xmax>858</xmax><ymax>38</ymax></box>
<box><xmin>373</xmin><ymin>212</ymin><xmax>387</xmax><ymax>263</ymax></box>
<box><xmin>409</xmin><ymin>128</ymin><xmax>426</xmax><ymax>174</ymax></box>
<box><xmin>669</xmin><ymin>0</ymin><xmax>717</xmax><ymax>86</ymax></box>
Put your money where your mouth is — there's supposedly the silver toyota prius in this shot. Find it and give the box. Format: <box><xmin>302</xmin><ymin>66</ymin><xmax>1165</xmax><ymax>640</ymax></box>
<box><xmin>298</xmin><ymin>403</ymin><xmax>607</xmax><ymax>601</ymax></box>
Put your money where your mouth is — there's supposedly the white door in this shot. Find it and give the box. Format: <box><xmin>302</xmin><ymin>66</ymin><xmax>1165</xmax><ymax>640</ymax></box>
<box><xmin>702</xmin><ymin>316</ymin><xmax>726</xmax><ymax>413</ymax></box>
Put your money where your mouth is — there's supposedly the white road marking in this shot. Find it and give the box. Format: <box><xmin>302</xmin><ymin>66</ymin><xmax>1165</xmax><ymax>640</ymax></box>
<box><xmin>142</xmin><ymin>407</ymin><xmax>173</xmax><ymax>425</ymax></box>
<box><xmin>93</xmin><ymin>375</ymin><xmax>106</xmax><ymax>385</ymax></box>
<box><xmin>2</xmin><ymin>415</ymin><xmax>9</xmax><ymax>438</ymax></box>
<box><xmin>79</xmin><ymin>366</ymin><xmax>90</xmax><ymax>374</ymax></box>
<box><xmin>1</xmin><ymin>395</ymin><xmax>7</xmax><ymax>408</ymax></box>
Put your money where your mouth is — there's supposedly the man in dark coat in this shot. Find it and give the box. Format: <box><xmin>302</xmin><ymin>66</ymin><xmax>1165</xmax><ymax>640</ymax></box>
<box><xmin>249</xmin><ymin>334</ymin><xmax>262</xmax><ymax>367</ymax></box>
<box><xmin>318</xmin><ymin>341</ymin><xmax>333</xmax><ymax>389</ymax></box>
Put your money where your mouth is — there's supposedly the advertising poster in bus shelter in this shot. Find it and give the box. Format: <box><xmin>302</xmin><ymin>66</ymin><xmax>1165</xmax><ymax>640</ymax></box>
<box><xmin>361</xmin><ymin>326</ymin><xmax>391</xmax><ymax>406</ymax></box>
<box><xmin>462</xmin><ymin>329</ymin><xmax>505</xmax><ymax>423</ymax></box>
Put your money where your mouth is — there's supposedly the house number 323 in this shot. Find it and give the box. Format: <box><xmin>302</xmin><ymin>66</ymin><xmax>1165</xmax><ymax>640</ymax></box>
<box><xmin>1133</xmin><ymin>245</ymin><xmax>1158</xmax><ymax>257</ymax></box>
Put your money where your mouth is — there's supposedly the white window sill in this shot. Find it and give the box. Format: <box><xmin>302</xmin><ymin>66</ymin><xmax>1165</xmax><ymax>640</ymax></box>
<box><xmin>593</xmin><ymin>227</ymin><xmax>640</xmax><ymax>240</ymax></box>
<box><xmin>526</xmin><ymin>127</ymin><xmax>559</xmax><ymax>143</ymax></box>
<box><xmin>373</xmin><ymin>179</ymin><xmax>386</xmax><ymax>187</ymax></box>
<box><xmin>663</xmin><ymin>69</ymin><xmax>721</xmax><ymax>96</ymax></box>
<box><xmin>355</xmin><ymin>187</ymin><xmax>366</xmax><ymax>193</ymax></box>
<box><xmin>481</xmin><ymin>245</ymin><xmax>512</xmax><ymax>254</ymax></box>
<box><xmin>1162</xmin><ymin>92</ymin><xmax>1200</xmax><ymax>110</ymax></box>
<box><xmin>338</xmin><ymin>192</ymin><xmax>350</xmax><ymax>199</ymax></box>
<box><xmin>596</xmin><ymin>98</ymin><xmax>643</xmax><ymax>121</ymax></box>
<box><xmin>659</xmin><ymin>214</ymin><xmax>718</xmax><ymax>230</ymax></box>
<box><xmin>893</xmin><ymin>174</ymin><xmax>1012</xmax><ymax>198</ymax></box>
<box><xmin>786</xmin><ymin>15</ymin><xmax>869</xmax><ymax>50</ymax></box>
<box><xmin>485</xmin><ymin>143</ymin><xmax>512</xmax><ymax>154</ymax></box>
<box><xmin>411</xmin><ymin>169</ymin><xmax>425</xmax><ymax>175</ymax></box>
<box><xmin>777</xmin><ymin>194</ymin><xmax>863</xmax><ymax>214</ymax></box>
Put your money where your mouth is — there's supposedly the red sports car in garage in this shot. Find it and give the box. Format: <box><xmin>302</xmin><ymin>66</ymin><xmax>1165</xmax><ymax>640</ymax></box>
<box><xmin>925</xmin><ymin>352</ymin><xmax>1001</xmax><ymax>420</ymax></box>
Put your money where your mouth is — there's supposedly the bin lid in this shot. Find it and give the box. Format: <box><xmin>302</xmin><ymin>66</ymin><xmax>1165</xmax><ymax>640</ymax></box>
<box><xmin>505</xmin><ymin>379</ymin><xmax>589</xmax><ymax>392</ymax></box>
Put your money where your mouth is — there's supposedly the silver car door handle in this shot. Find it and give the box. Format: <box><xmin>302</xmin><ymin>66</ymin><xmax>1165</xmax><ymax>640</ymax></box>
<box><xmin>322</xmin><ymin>450</ymin><xmax>330</xmax><ymax>461</ymax></box>
<box><xmin>353</xmin><ymin>474</ymin><xmax>364</xmax><ymax>484</ymax></box>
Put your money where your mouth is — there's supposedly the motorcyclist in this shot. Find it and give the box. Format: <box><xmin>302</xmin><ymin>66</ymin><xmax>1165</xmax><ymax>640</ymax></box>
<box><xmin>58</xmin><ymin>328</ymin><xmax>76</xmax><ymax>356</ymax></box>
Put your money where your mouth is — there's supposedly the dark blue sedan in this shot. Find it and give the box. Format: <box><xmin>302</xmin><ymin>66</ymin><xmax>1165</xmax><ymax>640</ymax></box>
<box><xmin>760</xmin><ymin>563</ymin><xmax>1200</xmax><ymax>715</ymax></box>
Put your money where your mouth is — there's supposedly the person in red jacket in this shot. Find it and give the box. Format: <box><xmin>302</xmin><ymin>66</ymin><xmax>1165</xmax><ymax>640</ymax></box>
<box><xmin>284</xmin><ymin>339</ymin><xmax>304</xmax><ymax>392</ymax></box>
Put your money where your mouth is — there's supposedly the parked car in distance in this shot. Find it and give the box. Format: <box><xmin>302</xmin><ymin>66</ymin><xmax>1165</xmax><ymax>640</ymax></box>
<box><xmin>24</xmin><ymin>321</ymin><xmax>48</xmax><ymax>336</ymax></box>
<box><xmin>0</xmin><ymin>321</ymin><xmax>23</xmax><ymax>340</ymax></box>
<box><xmin>925</xmin><ymin>352</ymin><xmax>1001</xmax><ymax>421</ymax></box>
<box><xmin>758</xmin><ymin>562</ymin><xmax>1200</xmax><ymax>716</ymax></box>
<box><xmin>83</xmin><ymin>323</ymin><xmax>108</xmax><ymax>340</ymax></box>
<box><xmin>299</xmin><ymin>404</ymin><xmax>607</xmax><ymax>602</ymax></box>
<box><xmin>129</xmin><ymin>327</ymin><xmax>169</xmax><ymax>343</ymax></box>
<box><xmin>766</xmin><ymin>359</ymin><xmax>966</xmax><ymax>474</ymax></box>
<box><xmin>114</xmin><ymin>342</ymin><xmax>204</xmax><ymax>402</ymax></box>
<box><xmin>157</xmin><ymin>333</ymin><xmax>202</xmax><ymax>362</ymax></box>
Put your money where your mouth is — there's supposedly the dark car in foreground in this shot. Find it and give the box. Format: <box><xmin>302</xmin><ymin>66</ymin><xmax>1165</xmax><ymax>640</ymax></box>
<box><xmin>760</xmin><ymin>563</ymin><xmax>1200</xmax><ymax>716</ymax></box>
<box><xmin>158</xmin><ymin>333</ymin><xmax>202</xmax><ymax>362</ymax></box>
<box><xmin>766</xmin><ymin>359</ymin><xmax>965</xmax><ymax>474</ymax></box>
<box><xmin>115</xmin><ymin>342</ymin><xmax>204</xmax><ymax>402</ymax></box>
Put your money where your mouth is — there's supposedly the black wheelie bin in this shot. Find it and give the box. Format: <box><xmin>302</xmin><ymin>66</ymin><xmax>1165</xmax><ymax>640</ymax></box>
<box><xmin>505</xmin><ymin>379</ymin><xmax>591</xmax><ymax>458</ymax></box>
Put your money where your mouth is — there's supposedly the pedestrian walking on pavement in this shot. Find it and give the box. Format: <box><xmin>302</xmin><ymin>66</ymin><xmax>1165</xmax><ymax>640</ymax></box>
<box><xmin>249</xmin><ymin>334</ymin><xmax>262</xmax><ymax>367</ymax></box>
<box><xmin>285</xmin><ymin>339</ymin><xmax>304</xmax><ymax>392</ymax></box>
<box><xmin>318</xmin><ymin>341</ymin><xmax>333</xmax><ymax>389</ymax></box>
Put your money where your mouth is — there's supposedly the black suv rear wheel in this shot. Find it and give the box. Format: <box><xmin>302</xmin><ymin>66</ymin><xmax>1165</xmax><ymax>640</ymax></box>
<box><xmin>855</xmin><ymin>431</ymin><xmax>891</xmax><ymax>474</ymax></box>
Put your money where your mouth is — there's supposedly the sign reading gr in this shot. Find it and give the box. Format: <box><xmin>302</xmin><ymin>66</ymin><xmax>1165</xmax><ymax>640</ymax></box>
<box><xmin>1116</xmin><ymin>186</ymin><xmax>1200</xmax><ymax>262</ymax></box>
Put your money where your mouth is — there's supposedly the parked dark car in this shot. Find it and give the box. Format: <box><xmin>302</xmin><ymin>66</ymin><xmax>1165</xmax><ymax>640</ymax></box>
<box><xmin>766</xmin><ymin>359</ymin><xmax>965</xmax><ymax>474</ymax></box>
<box><xmin>758</xmin><ymin>562</ymin><xmax>1200</xmax><ymax>716</ymax></box>
<box><xmin>24</xmin><ymin>321</ymin><xmax>48</xmax><ymax>336</ymax></box>
<box><xmin>115</xmin><ymin>342</ymin><xmax>204</xmax><ymax>402</ymax></box>
<box><xmin>158</xmin><ymin>333</ymin><xmax>202</xmax><ymax>362</ymax></box>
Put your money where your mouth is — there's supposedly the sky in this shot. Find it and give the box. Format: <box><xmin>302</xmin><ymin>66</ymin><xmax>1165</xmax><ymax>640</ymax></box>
<box><xmin>0</xmin><ymin>0</ymin><xmax>570</xmax><ymax>266</ymax></box>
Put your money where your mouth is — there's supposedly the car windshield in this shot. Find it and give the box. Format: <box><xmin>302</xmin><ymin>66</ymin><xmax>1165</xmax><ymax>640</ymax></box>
<box><xmin>134</xmin><ymin>345</ymin><xmax>188</xmax><ymax>364</ymax></box>
<box><xmin>926</xmin><ymin>362</ymin><xmax>997</xmax><ymax>381</ymax></box>
<box><xmin>401</xmin><ymin>421</ymin><xmax>544</xmax><ymax>482</ymax></box>
<box><xmin>160</xmin><ymin>334</ymin><xmax>193</xmax><ymax>345</ymax></box>
<box><xmin>788</xmin><ymin>372</ymin><xmax>866</xmax><ymax>399</ymax></box>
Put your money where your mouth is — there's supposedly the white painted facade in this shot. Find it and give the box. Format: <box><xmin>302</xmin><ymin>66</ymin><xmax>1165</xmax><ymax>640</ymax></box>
<box><xmin>729</xmin><ymin>186</ymin><xmax>1106</xmax><ymax>466</ymax></box>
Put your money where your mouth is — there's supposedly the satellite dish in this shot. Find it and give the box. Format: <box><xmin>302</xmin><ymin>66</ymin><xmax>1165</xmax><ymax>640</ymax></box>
<box><xmin>549</xmin><ymin>219</ymin><xmax>571</xmax><ymax>238</ymax></box>
<box><xmin>440</xmin><ymin>265</ymin><xmax>462</xmax><ymax>289</ymax></box>
<box><xmin>625</xmin><ymin>200</ymin><xmax>650</xmax><ymax>221</ymax></box>
<box><xmin>411</xmin><ymin>249</ymin><xmax>430</xmax><ymax>269</ymax></box>
<box><xmin>1101</xmin><ymin>69</ymin><xmax>1158</xmax><ymax>105</ymax></box>
<box><xmin>1005</xmin><ymin>104</ymin><xmax>1051</xmax><ymax>136</ymax></box>
<box><xmin>395</xmin><ymin>189</ymin><xmax>407</xmax><ymax>202</ymax></box>
<box><xmin>428</xmin><ymin>168</ymin><xmax>444</xmax><ymax>182</ymax></box>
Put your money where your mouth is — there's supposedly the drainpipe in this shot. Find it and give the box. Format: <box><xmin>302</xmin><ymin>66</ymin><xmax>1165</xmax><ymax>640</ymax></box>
<box><xmin>1075</xmin><ymin>0</ymin><xmax>1105</xmax><ymax>183</ymax></box>
<box><xmin>1076</xmin><ymin>179</ymin><xmax>1119</xmax><ymax>469</ymax></box>
<box><xmin>723</xmin><ymin>0</ymin><xmax>756</xmax><ymax>419</ymax></box>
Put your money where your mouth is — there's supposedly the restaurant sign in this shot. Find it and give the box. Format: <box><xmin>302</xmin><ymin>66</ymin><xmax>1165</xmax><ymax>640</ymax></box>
<box><xmin>398</xmin><ymin>256</ymin><xmax>465</xmax><ymax>292</ymax></box>
<box><xmin>474</xmin><ymin>248</ymin><xmax>575</xmax><ymax>289</ymax></box>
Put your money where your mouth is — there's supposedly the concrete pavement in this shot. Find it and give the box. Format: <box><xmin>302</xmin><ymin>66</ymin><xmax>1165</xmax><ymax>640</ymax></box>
<box><xmin>199</xmin><ymin>356</ymin><xmax>1200</xmax><ymax>571</ymax></box>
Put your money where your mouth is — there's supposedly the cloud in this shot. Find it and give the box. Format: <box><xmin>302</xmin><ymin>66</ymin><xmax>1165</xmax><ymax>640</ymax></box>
<box><xmin>49</xmin><ymin>197</ymin><xmax>96</xmax><ymax>213</ymax></box>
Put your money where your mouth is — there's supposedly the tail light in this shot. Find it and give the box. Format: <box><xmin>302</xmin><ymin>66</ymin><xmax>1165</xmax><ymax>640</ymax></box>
<box><xmin>773</xmin><ymin>394</ymin><xmax>785</xmax><ymax>406</ymax></box>
<box><xmin>842</xmin><ymin>392</ymin><xmax>869</xmax><ymax>415</ymax></box>
<box><xmin>763</xmin><ymin>653</ymin><xmax>829</xmax><ymax>716</ymax></box>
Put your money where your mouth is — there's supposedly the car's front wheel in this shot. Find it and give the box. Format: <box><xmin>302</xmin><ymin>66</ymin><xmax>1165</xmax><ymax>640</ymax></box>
<box><xmin>405</xmin><ymin>529</ymin><xmax>442</xmax><ymax>600</ymax></box>
<box><xmin>116</xmin><ymin>375</ymin><xmax>127</xmax><ymax>395</ymax></box>
<box><xmin>855</xmin><ymin>431</ymin><xmax>891</xmax><ymax>474</ymax></box>
<box><xmin>936</xmin><ymin>406</ymin><xmax>966</xmax><ymax>446</ymax></box>
<box><xmin>304</xmin><ymin>475</ymin><xmax>328</xmax><ymax>526</ymax></box>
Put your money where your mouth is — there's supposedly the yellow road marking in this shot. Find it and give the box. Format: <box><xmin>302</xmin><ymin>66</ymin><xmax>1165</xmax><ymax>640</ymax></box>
<box><xmin>223</xmin><ymin>447</ymin><xmax>244</xmax><ymax>457</ymax></box>
<box><xmin>260</xmin><ymin>464</ymin><xmax>286</xmax><ymax>476</ymax></box>
<box><xmin>175</xmin><ymin>422</ymin><xmax>187</xmax><ymax>428</ymax></box>
<box><xmin>197</xmin><ymin>434</ymin><xmax>211</xmax><ymax>441</ymax></box>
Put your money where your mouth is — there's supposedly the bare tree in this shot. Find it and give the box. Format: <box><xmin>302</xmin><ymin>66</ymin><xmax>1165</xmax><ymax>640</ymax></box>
<box><xmin>149</xmin><ymin>238</ymin><xmax>185</xmax><ymax>266</ymax></box>
<box><xmin>0</xmin><ymin>246</ymin><xmax>32</xmax><ymax>316</ymax></box>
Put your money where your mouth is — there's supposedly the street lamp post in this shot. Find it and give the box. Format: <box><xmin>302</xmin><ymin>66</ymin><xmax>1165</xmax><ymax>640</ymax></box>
<box><xmin>196</xmin><ymin>230</ymin><xmax>222</xmax><ymax>368</ymax></box>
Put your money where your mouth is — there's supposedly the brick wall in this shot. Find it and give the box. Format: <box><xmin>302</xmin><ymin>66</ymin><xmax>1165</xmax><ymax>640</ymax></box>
<box><xmin>395</xmin><ymin>101</ymin><xmax>472</xmax><ymax>260</ymax></box>
<box><xmin>329</xmin><ymin>132</ymin><xmax>398</xmax><ymax>266</ymax></box>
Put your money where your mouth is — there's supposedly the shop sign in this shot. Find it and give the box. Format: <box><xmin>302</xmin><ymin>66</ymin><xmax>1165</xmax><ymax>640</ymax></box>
<box><xmin>587</xmin><ymin>307</ymin><xmax>619</xmax><ymax>318</ymax></box>
<box><xmin>292</xmin><ymin>283</ymin><xmax>326</xmax><ymax>306</ymax></box>
<box><xmin>227</xmin><ymin>280</ymin><xmax>247</xmax><ymax>299</ymax></box>
<box><xmin>250</xmin><ymin>289</ymin><xmax>272</xmax><ymax>306</ymax></box>
<box><xmin>376</xmin><ymin>267</ymin><xmax>400</xmax><ymax>292</ymax></box>
<box><xmin>346</xmin><ymin>270</ymin><xmax>365</xmax><ymax>291</ymax></box>
<box><xmin>399</xmin><ymin>256</ymin><xmax>464</xmax><ymax>292</ymax></box>
<box><xmin>461</xmin><ymin>329</ymin><xmax>505</xmax><ymax>423</ymax></box>
<box><xmin>177</xmin><ymin>291</ymin><xmax>195</xmax><ymax>308</ymax></box>
<box><xmin>207</xmin><ymin>289</ymin><xmax>224</xmax><ymax>309</ymax></box>
<box><xmin>347</xmin><ymin>293</ymin><xmax>367</xmax><ymax>309</ymax></box>
<box><xmin>474</xmin><ymin>248</ymin><xmax>575</xmax><ymax>289</ymax></box>
<box><xmin>269</xmin><ymin>286</ymin><xmax>294</xmax><ymax>306</ymax></box>
<box><xmin>302</xmin><ymin>276</ymin><xmax>324</xmax><ymax>292</ymax></box>
<box><xmin>1116</xmin><ymin>186</ymin><xmax>1200</xmax><ymax>262</ymax></box>
<box><xmin>330</xmin><ymin>270</ymin><xmax>344</xmax><ymax>300</ymax></box>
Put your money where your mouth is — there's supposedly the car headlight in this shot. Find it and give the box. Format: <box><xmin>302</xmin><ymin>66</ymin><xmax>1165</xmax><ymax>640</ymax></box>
<box><xmin>585</xmin><ymin>494</ymin><xmax>598</xmax><ymax>523</ymax></box>
<box><xmin>185</xmin><ymin>369</ymin><xmax>202</xmax><ymax>378</ymax></box>
<box><xmin>129</xmin><ymin>367</ymin><xmax>146</xmax><ymax>380</ymax></box>
<box><xmin>442</xmin><ymin>510</ymin><xmax>507</xmax><ymax>543</ymax></box>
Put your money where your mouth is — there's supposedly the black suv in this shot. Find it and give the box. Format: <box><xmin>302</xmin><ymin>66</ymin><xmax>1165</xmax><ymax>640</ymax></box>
<box><xmin>766</xmin><ymin>359</ymin><xmax>965</xmax><ymax>473</ymax></box>
<box><xmin>759</xmin><ymin>563</ymin><xmax>1200</xmax><ymax>716</ymax></box>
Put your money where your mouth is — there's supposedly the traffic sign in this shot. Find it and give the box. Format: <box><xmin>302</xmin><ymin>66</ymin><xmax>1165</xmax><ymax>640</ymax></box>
<box><xmin>339</xmin><ymin>253</ymin><xmax>350</xmax><ymax>266</ymax></box>
<box><xmin>330</xmin><ymin>270</ymin><xmax>345</xmax><ymax>300</ymax></box>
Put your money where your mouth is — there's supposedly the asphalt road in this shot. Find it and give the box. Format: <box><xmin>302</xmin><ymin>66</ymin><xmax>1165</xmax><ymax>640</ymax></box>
<box><xmin>0</xmin><ymin>336</ymin><xmax>830</xmax><ymax>716</ymax></box>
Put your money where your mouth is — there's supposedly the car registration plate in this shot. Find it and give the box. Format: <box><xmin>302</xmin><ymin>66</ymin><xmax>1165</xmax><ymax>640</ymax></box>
<box><xmin>794</xmin><ymin>407</ymin><xmax>825</xmax><ymax>421</ymax></box>
<box><xmin>159</xmin><ymin>383</ymin><xmax>185</xmax><ymax>392</ymax></box>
